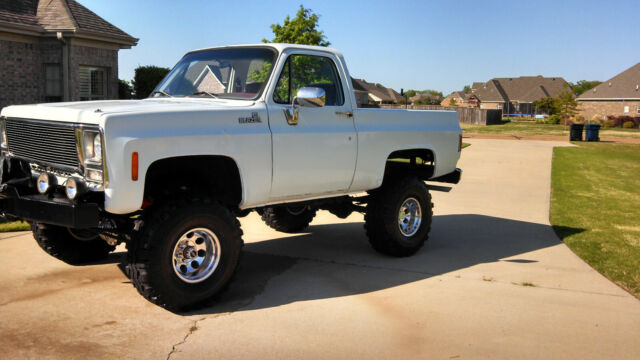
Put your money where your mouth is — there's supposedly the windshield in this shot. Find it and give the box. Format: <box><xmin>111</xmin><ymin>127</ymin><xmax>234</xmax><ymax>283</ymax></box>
<box><xmin>152</xmin><ymin>47</ymin><xmax>277</xmax><ymax>100</ymax></box>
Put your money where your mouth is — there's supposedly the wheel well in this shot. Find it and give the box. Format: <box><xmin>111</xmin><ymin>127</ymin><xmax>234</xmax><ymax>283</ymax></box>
<box><xmin>383</xmin><ymin>149</ymin><xmax>435</xmax><ymax>184</ymax></box>
<box><xmin>143</xmin><ymin>156</ymin><xmax>242</xmax><ymax>207</ymax></box>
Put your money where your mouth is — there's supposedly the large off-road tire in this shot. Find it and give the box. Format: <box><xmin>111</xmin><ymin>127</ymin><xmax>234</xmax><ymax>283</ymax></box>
<box><xmin>126</xmin><ymin>198</ymin><xmax>243</xmax><ymax>311</ymax></box>
<box><xmin>364</xmin><ymin>177</ymin><xmax>433</xmax><ymax>257</ymax></box>
<box><xmin>260</xmin><ymin>205</ymin><xmax>317</xmax><ymax>233</ymax></box>
<box><xmin>31</xmin><ymin>223</ymin><xmax>115</xmax><ymax>265</ymax></box>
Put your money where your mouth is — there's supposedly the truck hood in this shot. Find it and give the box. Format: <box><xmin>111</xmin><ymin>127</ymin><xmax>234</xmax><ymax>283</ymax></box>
<box><xmin>0</xmin><ymin>98</ymin><xmax>255</xmax><ymax>125</ymax></box>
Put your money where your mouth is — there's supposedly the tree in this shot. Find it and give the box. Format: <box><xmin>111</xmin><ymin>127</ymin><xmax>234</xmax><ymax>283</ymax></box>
<box><xmin>570</xmin><ymin>80</ymin><xmax>602</xmax><ymax>96</ymax></box>
<box><xmin>556</xmin><ymin>84</ymin><xmax>578</xmax><ymax>122</ymax></box>
<box><xmin>423</xmin><ymin>89</ymin><xmax>443</xmax><ymax>98</ymax></box>
<box><xmin>462</xmin><ymin>85</ymin><xmax>472</xmax><ymax>93</ymax></box>
<box><xmin>533</xmin><ymin>97</ymin><xmax>560</xmax><ymax>115</ymax></box>
<box><xmin>118</xmin><ymin>79</ymin><xmax>133</xmax><ymax>99</ymax></box>
<box><xmin>449</xmin><ymin>98</ymin><xmax>457</xmax><ymax>107</ymax></box>
<box><xmin>133</xmin><ymin>65</ymin><xmax>170</xmax><ymax>99</ymax></box>
<box><xmin>404</xmin><ymin>90</ymin><xmax>417</xmax><ymax>98</ymax></box>
<box><xmin>262</xmin><ymin>5</ymin><xmax>330</xmax><ymax>46</ymax></box>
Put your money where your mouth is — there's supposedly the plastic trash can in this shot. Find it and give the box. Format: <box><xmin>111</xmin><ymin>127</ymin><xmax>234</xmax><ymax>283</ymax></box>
<box><xmin>570</xmin><ymin>123</ymin><xmax>584</xmax><ymax>141</ymax></box>
<box><xmin>585</xmin><ymin>123</ymin><xmax>601</xmax><ymax>142</ymax></box>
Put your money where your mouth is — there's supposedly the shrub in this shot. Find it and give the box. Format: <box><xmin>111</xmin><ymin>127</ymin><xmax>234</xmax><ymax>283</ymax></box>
<box><xmin>591</xmin><ymin>115</ymin><xmax>603</xmax><ymax>123</ymax></box>
<box><xmin>118</xmin><ymin>79</ymin><xmax>133</xmax><ymax>99</ymax></box>
<box><xmin>603</xmin><ymin>120</ymin><xmax>615</xmax><ymax>128</ymax></box>
<box><xmin>610</xmin><ymin>115</ymin><xmax>633</xmax><ymax>128</ymax></box>
<box><xmin>133</xmin><ymin>65</ymin><xmax>171</xmax><ymax>99</ymax></box>
<box><xmin>547</xmin><ymin>114</ymin><xmax>560</xmax><ymax>124</ymax></box>
<box><xmin>575</xmin><ymin>115</ymin><xmax>585</xmax><ymax>123</ymax></box>
<box><xmin>623</xmin><ymin>121</ymin><xmax>636</xmax><ymax>129</ymax></box>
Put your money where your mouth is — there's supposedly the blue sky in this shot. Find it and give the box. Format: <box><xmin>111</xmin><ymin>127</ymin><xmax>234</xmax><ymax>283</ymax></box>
<box><xmin>86</xmin><ymin>0</ymin><xmax>639</xmax><ymax>95</ymax></box>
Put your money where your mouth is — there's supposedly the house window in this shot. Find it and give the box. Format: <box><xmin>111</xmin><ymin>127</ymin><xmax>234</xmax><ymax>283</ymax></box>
<box><xmin>637</xmin><ymin>106</ymin><xmax>640</xmax><ymax>114</ymax></box>
<box><xmin>79</xmin><ymin>66</ymin><xmax>107</xmax><ymax>100</ymax></box>
<box><xmin>623</xmin><ymin>106</ymin><xmax>629</xmax><ymax>114</ymax></box>
<box><xmin>44</xmin><ymin>64</ymin><xmax>62</xmax><ymax>102</ymax></box>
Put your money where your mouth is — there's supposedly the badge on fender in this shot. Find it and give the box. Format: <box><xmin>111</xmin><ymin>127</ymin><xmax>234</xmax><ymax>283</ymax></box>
<box><xmin>239</xmin><ymin>112</ymin><xmax>261</xmax><ymax>124</ymax></box>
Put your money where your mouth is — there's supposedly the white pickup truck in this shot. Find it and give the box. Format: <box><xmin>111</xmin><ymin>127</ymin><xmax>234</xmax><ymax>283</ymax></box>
<box><xmin>0</xmin><ymin>44</ymin><xmax>461</xmax><ymax>310</ymax></box>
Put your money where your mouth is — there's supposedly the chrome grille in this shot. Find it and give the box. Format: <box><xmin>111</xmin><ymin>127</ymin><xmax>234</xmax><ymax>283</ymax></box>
<box><xmin>6</xmin><ymin>118</ymin><xmax>79</xmax><ymax>169</ymax></box>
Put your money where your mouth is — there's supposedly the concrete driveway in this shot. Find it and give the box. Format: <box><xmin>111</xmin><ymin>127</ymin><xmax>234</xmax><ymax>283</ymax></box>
<box><xmin>1</xmin><ymin>139</ymin><xmax>639</xmax><ymax>359</ymax></box>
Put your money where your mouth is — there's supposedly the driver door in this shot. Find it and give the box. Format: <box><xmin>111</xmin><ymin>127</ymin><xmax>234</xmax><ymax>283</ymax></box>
<box><xmin>267</xmin><ymin>53</ymin><xmax>357</xmax><ymax>200</ymax></box>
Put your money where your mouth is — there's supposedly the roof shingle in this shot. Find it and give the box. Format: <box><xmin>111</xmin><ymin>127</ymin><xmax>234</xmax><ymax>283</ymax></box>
<box><xmin>0</xmin><ymin>0</ymin><xmax>136</xmax><ymax>46</ymax></box>
<box><xmin>577</xmin><ymin>62</ymin><xmax>640</xmax><ymax>100</ymax></box>
<box><xmin>473</xmin><ymin>76</ymin><xmax>567</xmax><ymax>103</ymax></box>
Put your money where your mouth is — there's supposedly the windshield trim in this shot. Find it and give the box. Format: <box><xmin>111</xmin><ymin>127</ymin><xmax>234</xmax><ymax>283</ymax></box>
<box><xmin>151</xmin><ymin>45</ymin><xmax>279</xmax><ymax>101</ymax></box>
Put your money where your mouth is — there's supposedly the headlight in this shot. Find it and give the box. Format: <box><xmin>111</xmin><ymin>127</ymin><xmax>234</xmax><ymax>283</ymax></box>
<box><xmin>82</xmin><ymin>130</ymin><xmax>102</xmax><ymax>163</ymax></box>
<box><xmin>0</xmin><ymin>117</ymin><xmax>7</xmax><ymax>149</ymax></box>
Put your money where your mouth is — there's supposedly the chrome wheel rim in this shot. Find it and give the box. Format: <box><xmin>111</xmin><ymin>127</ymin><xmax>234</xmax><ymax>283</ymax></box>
<box><xmin>172</xmin><ymin>228</ymin><xmax>221</xmax><ymax>283</ymax></box>
<box><xmin>398</xmin><ymin>197</ymin><xmax>422</xmax><ymax>237</ymax></box>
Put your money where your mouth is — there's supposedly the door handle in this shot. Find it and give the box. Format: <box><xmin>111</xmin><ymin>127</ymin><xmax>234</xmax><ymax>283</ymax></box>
<box><xmin>335</xmin><ymin>111</ymin><xmax>353</xmax><ymax>118</ymax></box>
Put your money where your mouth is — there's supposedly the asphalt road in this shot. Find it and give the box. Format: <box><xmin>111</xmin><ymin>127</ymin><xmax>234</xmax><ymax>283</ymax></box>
<box><xmin>1</xmin><ymin>138</ymin><xmax>639</xmax><ymax>359</ymax></box>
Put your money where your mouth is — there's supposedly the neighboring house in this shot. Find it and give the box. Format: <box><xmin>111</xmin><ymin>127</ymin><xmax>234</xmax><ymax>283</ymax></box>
<box><xmin>0</xmin><ymin>0</ymin><xmax>138</xmax><ymax>110</ymax></box>
<box><xmin>441</xmin><ymin>91</ymin><xmax>478</xmax><ymax>107</ymax></box>
<box><xmin>351</xmin><ymin>78</ymin><xmax>402</xmax><ymax>106</ymax></box>
<box><xmin>576</xmin><ymin>62</ymin><xmax>640</xmax><ymax>120</ymax></box>
<box><xmin>351</xmin><ymin>77</ymin><xmax>370</xmax><ymax>107</ymax></box>
<box><xmin>471</xmin><ymin>76</ymin><xmax>568</xmax><ymax>115</ymax></box>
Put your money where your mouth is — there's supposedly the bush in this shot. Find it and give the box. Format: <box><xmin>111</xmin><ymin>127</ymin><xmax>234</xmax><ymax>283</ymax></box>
<box><xmin>133</xmin><ymin>65</ymin><xmax>171</xmax><ymax>99</ymax></box>
<box><xmin>623</xmin><ymin>121</ymin><xmax>636</xmax><ymax>129</ymax></box>
<box><xmin>591</xmin><ymin>115</ymin><xmax>603</xmax><ymax>123</ymax></box>
<box><xmin>547</xmin><ymin>114</ymin><xmax>561</xmax><ymax>124</ymax></box>
<box><xmin>118</xmin><ymin>79</ymin><xmax>133</xmax><ymax>99</ymax></box>
<box><xmin>603</xmin><ymin>120</ymin><xmax>615</xmax><ymax>128</ymax></box>
<box><xmin>575</xmin><ymin>115</ymin><xmax>585</xmax><ymax>123</ymax></box>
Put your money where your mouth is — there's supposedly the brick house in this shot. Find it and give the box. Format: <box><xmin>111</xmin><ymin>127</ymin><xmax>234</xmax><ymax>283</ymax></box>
<box><xmin>472</xmin><ymin>76</ymin><xmax>568</xmax><ymax>115</ymax></box>
<box><xmin>577</xmin><ymin>62</ymin><xmax>640</xmax><ymax>120</ymax></box>
<box><xmin>351</xmin><ymin>78</ymin><xmax>402</xmax><ymax>106</ymax></box>
<box><xmin>441</xmin><ymin>91</ymin><xmax>478</xmax><ymax>107</ymax></box>
<box><xmin>409</xmin><ymin>93</ymin><xmax>442</xmax><ymax>105</ymax></box>
<box><xmin>0</xmin><ymin>0</ymin><xmax>137</xmax><ymax>110</ymax></box>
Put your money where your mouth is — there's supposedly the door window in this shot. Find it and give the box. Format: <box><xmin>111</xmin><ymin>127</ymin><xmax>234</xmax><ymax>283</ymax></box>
<box><xmin>273</xmin><ymin>55</ymin><xmax>344</xmax><ymax>106</ymax></box>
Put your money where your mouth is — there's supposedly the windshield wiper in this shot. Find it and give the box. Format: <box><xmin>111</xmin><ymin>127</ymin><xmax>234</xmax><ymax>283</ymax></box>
<box><xmin>151</xmin><ymin>90</ymin><xmax>172</xmax><ymax>97</ymax></box>
<box><xmin>192</xmin><ymin>91</ymin><xmax>219</xmax><ymax>98</ymax></box>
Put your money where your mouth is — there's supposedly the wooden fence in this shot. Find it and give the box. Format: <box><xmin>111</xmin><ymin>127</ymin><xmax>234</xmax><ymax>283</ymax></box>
<box><xmin>373</xmin><ymin>104</ymin><xmax>502</xmax><ymax>125</ymax></box>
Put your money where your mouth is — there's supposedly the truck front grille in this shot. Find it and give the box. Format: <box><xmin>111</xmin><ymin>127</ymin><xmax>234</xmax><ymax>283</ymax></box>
<box><xmin>6</xmin><ymin>118</ymin><xmax>79</xmax><ymax>169</ymax></box>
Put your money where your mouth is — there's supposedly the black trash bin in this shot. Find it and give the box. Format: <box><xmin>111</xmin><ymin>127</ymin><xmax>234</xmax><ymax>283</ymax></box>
<box><xmin>570</xmin><ymin>123</ymin><xmax>584</xmax><ymax>141</ymax></box>
<box><xmin>585</xmin><ymin>123</ymin><xmax>601</xmax><ymax>142</ymax></box>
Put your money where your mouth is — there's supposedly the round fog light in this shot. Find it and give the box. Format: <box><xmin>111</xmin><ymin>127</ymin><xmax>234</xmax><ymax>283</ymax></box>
<box><xmin>36</xmin><ymin>173</ymin><xmax>51</xmax><ymax>194</ymax></box>
<box><xmin>65</xmin><ymin>178</ymin><xmax>83</xmax><ymax>200</ymax></box>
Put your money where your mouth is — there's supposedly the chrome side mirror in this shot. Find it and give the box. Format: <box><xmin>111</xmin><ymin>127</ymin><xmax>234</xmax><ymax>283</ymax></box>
<box><xmin>284</xmin><ymin>87</ymin><xmax>326</xmax><ymax>125</ymax></box>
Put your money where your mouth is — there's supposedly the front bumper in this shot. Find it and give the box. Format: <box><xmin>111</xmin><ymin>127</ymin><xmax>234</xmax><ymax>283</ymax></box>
<box><xmin>0</xmin><ymin>185</ymin><xmax>99</xmax><ymax>228</ymax></box>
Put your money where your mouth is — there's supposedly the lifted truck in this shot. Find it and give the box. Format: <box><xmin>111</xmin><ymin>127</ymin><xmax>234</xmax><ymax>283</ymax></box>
<box><xmin>0</xmin><ymin>44</ymin><xmax>462</xmax><ymax>310</ymax></box>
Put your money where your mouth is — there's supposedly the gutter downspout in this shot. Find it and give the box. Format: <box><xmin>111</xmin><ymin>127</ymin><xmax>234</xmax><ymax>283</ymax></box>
<box><xmin>56</xmin><ymin>32</ymin><xmax>69</xmax><ymax>102</ymax></box>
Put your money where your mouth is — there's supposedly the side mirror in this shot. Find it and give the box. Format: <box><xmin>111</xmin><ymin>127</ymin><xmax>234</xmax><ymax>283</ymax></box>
<box><xmin>295</xmin><ymin>87</ymin><xmax>326</xmax><ymax>107</ymax></box>
<box><xmin>284</xmin><ymin>87</ymin><xmax>326</xmax><ymax>125</ymax></box>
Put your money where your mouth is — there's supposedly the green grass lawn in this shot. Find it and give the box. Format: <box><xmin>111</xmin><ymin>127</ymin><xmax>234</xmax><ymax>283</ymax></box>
<box><xmin>550</xmin><ymin>142</ymin><xmax>640</xmax><ymax>297</ymax></box>
<box><xmin>463</xmin><ymin>121</ymin><xmax>640</xmax><ymax>138</ymax></box>
<box><xmin>0</xmin><ymin>218</ymin><xmax>30</xmax><ymax>232</ymax></box>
